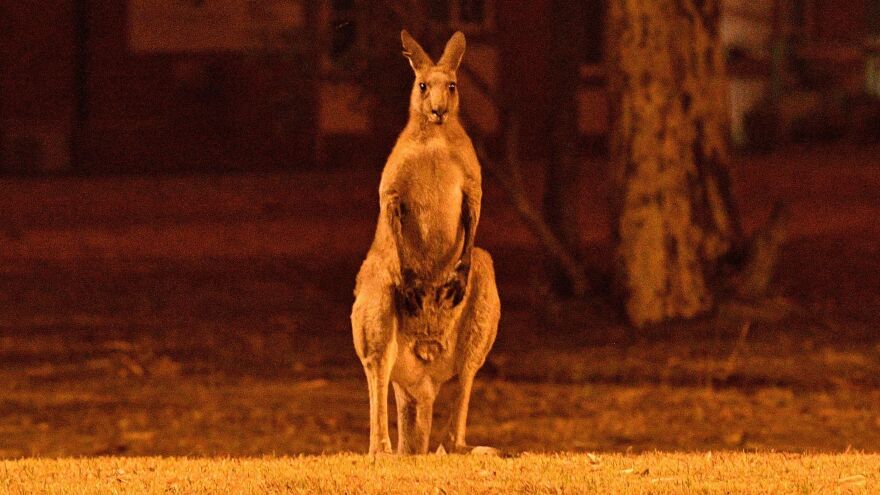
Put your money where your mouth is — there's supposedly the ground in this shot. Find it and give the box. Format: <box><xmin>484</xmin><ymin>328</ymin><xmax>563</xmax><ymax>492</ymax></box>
<box><xmin>0</xmin><ymin>142</ymin><xmax>879</xmax><ymax>459</ymax></box>
<box><xmin>2</xmin><ymin>453</ymin><xmax>877</xmax><ymax>494</ymax></box>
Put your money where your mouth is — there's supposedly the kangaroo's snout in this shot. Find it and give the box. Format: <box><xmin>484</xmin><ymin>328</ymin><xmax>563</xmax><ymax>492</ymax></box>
<box><xmin>429</xmin><ymin>104</ymin><xmax>448</xmax><ymax>124</ymax></box>
<box><xmin>429</xmin><ymin>88</ymin><xmax>450</xmax><ymax>123</ymax></box>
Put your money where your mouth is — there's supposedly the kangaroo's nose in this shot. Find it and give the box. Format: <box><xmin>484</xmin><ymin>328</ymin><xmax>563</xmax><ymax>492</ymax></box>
<box><xmin>431</xmin><ymin>108</ymin><xmax>447</xmax><ymax>117</ymax></box>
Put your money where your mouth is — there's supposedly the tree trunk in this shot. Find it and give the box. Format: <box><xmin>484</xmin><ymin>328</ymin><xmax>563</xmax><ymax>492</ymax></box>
<box><xmin>606</xmin><ymin>0</ymin><xmax>740</xmax><ymax>326</ymax></box>
<box><xmin>542</xmin><ymin>0</ymin><xmax>587</xmax><ymax>296</ymax></box>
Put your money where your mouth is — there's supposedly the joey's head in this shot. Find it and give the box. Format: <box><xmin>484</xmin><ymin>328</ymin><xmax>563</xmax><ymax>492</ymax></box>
<box><xmin>401</xmin><ymin>30</ymin><xmax>466</xmax><ymax>126</ymax></box>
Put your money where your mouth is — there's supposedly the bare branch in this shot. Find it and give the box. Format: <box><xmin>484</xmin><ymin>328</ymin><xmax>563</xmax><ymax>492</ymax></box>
<box><xmin>733</xmin><ymin>202</ymin><xmax>790</xmax><ymax>299</ymax></box>
<box><xmin>467</xmin><ymin>117</ymin><xmax>588</xmax><ymax>297</ymax></box>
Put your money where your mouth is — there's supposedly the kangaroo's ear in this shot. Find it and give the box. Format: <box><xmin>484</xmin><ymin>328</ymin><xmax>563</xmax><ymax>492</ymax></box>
<box><xmin>401</xmin><ymin>29</ymin><xmax>432</xmax><ymax>73</ymax></box>
<box><xmin>438</xmin><ymin>31</ymin><xmax>466</xmax><ymax>71</ymax></box>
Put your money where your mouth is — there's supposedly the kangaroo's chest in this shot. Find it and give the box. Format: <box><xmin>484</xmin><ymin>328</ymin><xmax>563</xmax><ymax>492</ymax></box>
<box><xmin>396</xmin><ymin>149</ymin><xmax>465</xmax><ymax>274</ymax></box>
<box><xmin>399</xmin><ymin>159</ymin><xmax>463</xmax><ymax>231</ymax></box>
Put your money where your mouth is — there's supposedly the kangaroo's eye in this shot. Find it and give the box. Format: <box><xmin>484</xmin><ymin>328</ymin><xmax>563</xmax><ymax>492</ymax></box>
<box><xmin>448</xmin><ymin>82</ymin><xmax>456</xmax><ymax>92</ymax></box>
<box><xmin>419</xmin><ymin>82</ymin><xmax>427</xmax><ymax>93</ymax></box>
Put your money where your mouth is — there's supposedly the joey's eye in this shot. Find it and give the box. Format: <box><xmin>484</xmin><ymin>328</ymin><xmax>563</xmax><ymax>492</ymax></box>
<box><xmin>419</xmin><ymin>82</ymin><xmax>427</xmax><ymax>92</ymax></box>
<box><xmin>448</xmin><ymin>82</ymin><xmax>456</xmax><ymax>92</ymax></box>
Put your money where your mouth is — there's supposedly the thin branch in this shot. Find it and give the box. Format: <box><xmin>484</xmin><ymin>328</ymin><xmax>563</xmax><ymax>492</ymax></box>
<box><xmin>467</xmin><ymin>117</ymin><xmax>588</xmax><ymax>297</ymax></box>
<box><xmin>733</xmin><ymin>202</ymin><xmax>790</xmax><ymax>299</ymax></box>
<box><xmin>719</xmin><ymin>321</ymin><xmax>751</xmax><ymax>381</ymax></box>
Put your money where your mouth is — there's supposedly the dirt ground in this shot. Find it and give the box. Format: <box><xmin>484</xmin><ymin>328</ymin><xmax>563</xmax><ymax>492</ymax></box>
<box><xmin>1</xmin><ymin>142</ymin><xmax>879</xmax><ymax>457</ymax></box>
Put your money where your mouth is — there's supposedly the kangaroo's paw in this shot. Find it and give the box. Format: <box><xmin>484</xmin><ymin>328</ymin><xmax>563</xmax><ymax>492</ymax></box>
<box><xmin>440</xmin><ymin>263</ymin><xmax>469</xmax><ymax>308</ymax></box>
<box><xmin>396</xmin><ymin>269</ymin><xmax>426</xmax><ymax>316</ymax></box>
<box><xmin>369</xmin><ymin>437</ymin><xmax>394</xmax><ymax>456</ymax></box>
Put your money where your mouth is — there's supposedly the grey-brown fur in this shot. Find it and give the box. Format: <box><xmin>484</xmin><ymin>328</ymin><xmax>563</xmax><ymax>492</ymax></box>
<box><xmin>351</xmin><ymin>30</ymin><xmax>500</xmax><ymax>455</ymax></box>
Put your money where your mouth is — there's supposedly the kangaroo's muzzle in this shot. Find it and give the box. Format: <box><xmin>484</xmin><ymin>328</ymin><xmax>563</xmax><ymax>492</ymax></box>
<box><xmin>431</xmin><ymin>108</ymin><xmax>447</xmax><ymax>124</ymax></box>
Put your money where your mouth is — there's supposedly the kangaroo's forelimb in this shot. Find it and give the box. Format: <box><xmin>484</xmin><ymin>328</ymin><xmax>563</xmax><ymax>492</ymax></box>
<box><xmin>386</xmin><ymin>192</ymin><xmax>426</xmax><ymax>316</ymax></box>
<box><xmin>385</xmin><ymin>192</ymin><xmax>406</xmax><ymax>271</ymax></box>
<box><xmin>442</xmin><ymin>190</ymin><xmax>479</xmax><ymax>308</ymax></box>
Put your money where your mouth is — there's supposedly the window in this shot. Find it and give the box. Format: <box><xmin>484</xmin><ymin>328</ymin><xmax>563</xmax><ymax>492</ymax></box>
<box><xmin>582</xmin><ymin>0</ymin><xmax>605</xmax><ymax>64</ymax></box>
<box><xmin>329</xmin><ymin>0</ymin><xmax>357</xmax><ymax>64</ymax></box>
<box><xmin>451</xmin><ymin>0</ymin><xmax>493</xmax><ymax>32</ymax></box>
<box><xmin>330</xmin><ymin>21</ymin><xmax>356</xmax><ymax>59</ymax></box>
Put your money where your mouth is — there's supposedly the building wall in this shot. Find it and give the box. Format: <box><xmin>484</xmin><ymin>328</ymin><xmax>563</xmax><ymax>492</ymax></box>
<box><xmin>91</xmin><ymin>1</ymin><xmax>317</xmax><ymax>173</ymax></box>
<box><xmin>1</xmin><ymin>0</ymin><xmax>316</xmax><ymax>174</ymax></box>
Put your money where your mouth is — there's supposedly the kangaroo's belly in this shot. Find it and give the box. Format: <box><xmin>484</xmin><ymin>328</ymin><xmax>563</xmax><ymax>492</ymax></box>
<box><xmin>398</xmin><ymin>162</ymin><xmax>465</xmax><ymax>278</ymax></box>
<box><xmin>392</xmin><ymin>326</ymin><xmax>459</xmax><ymax>388</ymax></box>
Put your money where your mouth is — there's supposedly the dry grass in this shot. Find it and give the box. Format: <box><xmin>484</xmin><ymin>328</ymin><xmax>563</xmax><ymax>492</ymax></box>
<box><xmin>1</xmin><ymin>453</ymin><xmax>877</xmax><ymax>494</ymax></box>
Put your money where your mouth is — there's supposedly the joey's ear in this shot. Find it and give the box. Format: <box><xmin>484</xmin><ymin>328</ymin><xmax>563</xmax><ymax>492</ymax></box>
<box><xmin>437</xmin><ymin>31</ymin><xmax>466</xmax><ymax>71</ymax></box>
<box><xmin>401</xmin><ymin>29</ymin><xmax>432</xmax><ymax>73</ymax></box>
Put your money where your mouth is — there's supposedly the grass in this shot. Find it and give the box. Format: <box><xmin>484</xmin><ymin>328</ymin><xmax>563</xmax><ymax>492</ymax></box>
<box><xmin>1</xmin><ymin>453</ymin><xmax>877</xmax><ymax>494</ymax></box>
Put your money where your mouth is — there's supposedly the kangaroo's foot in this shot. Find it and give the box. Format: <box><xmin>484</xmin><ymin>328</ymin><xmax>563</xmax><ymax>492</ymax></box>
<box><xmin>469</xmin><ymin>446</ymin><xmax>501</xmax><ymax>455</ymax></box>
<box><xmin>370</xmin><ymin>438</ymin><xmax>394</xmax><ymax>456</ymax></box>
<box><xmin>394</xmin><ymin>383</ymin><xmax>435</xmax><ymax>455</ymax></box>
<box><xmin>437</xmin><ymin>442</ymin><xmax>501</xmax><ymax>456</ymax></box>
<box><xmin>362</xmin><ymin>350</ymin><xmax>395</xmax><ymax>456</ymax></box>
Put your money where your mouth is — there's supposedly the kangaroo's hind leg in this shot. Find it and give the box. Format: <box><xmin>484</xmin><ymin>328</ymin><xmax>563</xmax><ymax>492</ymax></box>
<box><xmin>441</xmin><ymin>369</ymin><xmax>478</xmax><ymax>453</ymax></box>
<box><xmin>352</xmin><ymin>282</ymin><xmax>398</xmax><ymax>455</ymax></box>
<box><xmin>441</xmin><ymin>248</ymin><xmax>500</xmax><ymax>454</ymax></box>
<box><xmin>393</xmin><ymin>381</ymin><xmax>436</xmax><ymax>454</ymax></box>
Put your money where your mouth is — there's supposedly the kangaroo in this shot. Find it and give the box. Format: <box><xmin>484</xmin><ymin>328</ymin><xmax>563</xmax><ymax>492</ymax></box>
<box><xmin>351</xmin><ymin>30</ymin><xmax>500</xmax><ymax>455</ymax></box>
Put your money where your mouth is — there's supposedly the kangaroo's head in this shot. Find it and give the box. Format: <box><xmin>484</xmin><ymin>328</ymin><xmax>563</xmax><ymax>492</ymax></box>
<box><xmin>401</xmin><ymin>30</ymin><xmax>466</xmax><ymax>126</ymax></box>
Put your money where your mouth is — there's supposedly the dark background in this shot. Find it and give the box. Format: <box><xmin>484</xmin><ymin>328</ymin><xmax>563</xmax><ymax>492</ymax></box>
<box><xmin>1</xmin><ymin>1</ymin><xmax>877</xmax><ymax>172</ymax></box>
